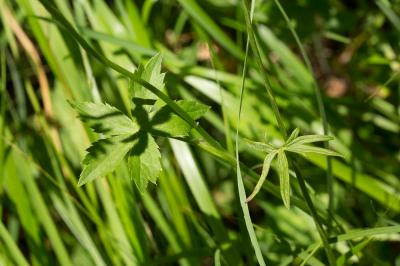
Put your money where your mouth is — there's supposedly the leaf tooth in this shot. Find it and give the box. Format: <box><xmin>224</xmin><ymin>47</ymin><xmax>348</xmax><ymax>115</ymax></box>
<box><xmin>127</xmin><ymin>133</ymin><xmax>161</xmax><ymax>192</ymax></box>
<box><xmin>78</xmin><ymin>136</ymin><xmax>134</xmax><ymax>186</ymax></box>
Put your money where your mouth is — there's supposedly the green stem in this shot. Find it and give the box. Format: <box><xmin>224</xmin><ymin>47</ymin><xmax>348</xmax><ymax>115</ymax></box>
<box><xmin>240</xmin><ymin>0</ymin><xmax>335</xmax><ymax>264</ymax></box>
<box><xmin>272</xmin><ymin>0</ymin><xmax>334</xmax><ymax>230</ymax></box>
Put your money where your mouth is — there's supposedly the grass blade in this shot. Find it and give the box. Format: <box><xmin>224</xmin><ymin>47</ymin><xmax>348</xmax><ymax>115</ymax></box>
<box><xmin>170</xmin><ymin>139</ymin><xmax>240</xmax><ymax>264</ymax></box>
<box><xmin>0</xmin><ymin>220</ymin><xmax>30</xmax><ymax>266</ymax></box>
<box><xmin>214</xmin><ymin>249</ymin><xmax>221</xmax><ymax>266</ymax></box>
<box><xmin>235</xmin><ymin>0</ymin><xmax>267</xmax><ymax>264</ymax></box>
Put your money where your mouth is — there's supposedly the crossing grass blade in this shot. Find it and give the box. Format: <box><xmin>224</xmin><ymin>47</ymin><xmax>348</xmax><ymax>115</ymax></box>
<box><xmin>170</xmin><ymin>139</ymin><xmax>241</xmax><ymax>264</ymax></box>
<box><xmin>235</xmin><ymin>1</ymin><xmax>267</xmax><ymax>264</ymax></box>
<box><xmin>0</xmin><ymin>220</ymin><xmax>30</xmax><ymax>266</ymax></box>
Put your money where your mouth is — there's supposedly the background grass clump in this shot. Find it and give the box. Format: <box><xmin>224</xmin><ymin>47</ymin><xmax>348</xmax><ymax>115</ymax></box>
<box><xmin>0</xmin><ymin>0</ymin><xmax>400</xmax><ymax>265</ymax></box>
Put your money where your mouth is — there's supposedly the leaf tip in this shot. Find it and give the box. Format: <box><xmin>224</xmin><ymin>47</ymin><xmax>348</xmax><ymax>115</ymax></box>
<box><xmin>77</xmin><ymin>178</ymin><xmax>86</xmax><ymax>187</ymax></box>
<box><xmin>326</xmin><ymin>135</ymin><xmax>335</xmax><ymax>141</ymax></box>
<box><xmin>245</xmin><ymin>195</ymin><xmax>254</xmax><ymax>203</ymax></box>
<box><xmin>283</xmin><ymin>200</ymin><xmax>291</xmax><ymax>209</ymax></box>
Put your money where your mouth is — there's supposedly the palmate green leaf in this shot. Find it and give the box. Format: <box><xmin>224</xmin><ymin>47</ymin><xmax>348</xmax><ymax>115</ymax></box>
<box><xmin>286</xmin><ymin>145</ymin><xmax>342</xmax><ymax>157</ymax></box>
<box><xmin>130</xmin><ymin>53</ymin><xmax>165</xmax><ymax>103</ymax></box>
<box><xmin>71</xmin><ymin>101</ymin><xmax>139</xmax><ymax>136</ymax></box>
<box><xmin>277</xmin><ymin>150</ymin><xmax>290</xmax><ymax>209</ymax></box>
<box><xmin>246</xmin><ymin>150</ymin><xmax>278</xmax><ymax>202</ymax></box>
<box><xmin>79</xmin><ymin>135</ymin><xmax>135</xmax><ymax>186</ymax></box>
<box><xmin>72</xmin><ymin>54</ymin><xmax>209</xmax><ymax>190</ymax></box>
<box><xmin>127</xmin><ymin>133</ymin><xmax>161</xmax><ymax>192</ymax></box>
<box><xmin>245</xmin><ymin>130</ymin><xmax>340</xmax><ymax>207</ymax></box>
<box><xmin>150</xmin><ymin>100</ymin><xmax>209</xmax><ymax>137</ymax></box>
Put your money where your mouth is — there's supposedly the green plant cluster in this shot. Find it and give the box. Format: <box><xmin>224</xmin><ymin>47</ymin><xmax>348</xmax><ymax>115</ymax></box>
<box><xmin>0</xmin><ymin>0</ymin><xmax>399</xmax><ymax>265</ymax></box>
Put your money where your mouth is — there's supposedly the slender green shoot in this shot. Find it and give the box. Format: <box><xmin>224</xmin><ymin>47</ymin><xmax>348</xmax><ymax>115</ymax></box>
<box><xmin>272</xmin><ymin>0</ymin><xmax>334</xmax><ymax>223</ymax></box>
